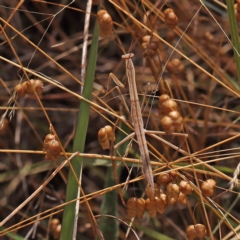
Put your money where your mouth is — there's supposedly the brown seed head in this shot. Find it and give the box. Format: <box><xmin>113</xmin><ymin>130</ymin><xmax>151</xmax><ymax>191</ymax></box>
<box><xmin>159</xmin><ymin>94</ymin><xmax>170</xmax><ymax>104</ymax></box>
<box><xmin>154</xmin><ymin>194</ymin><xmax>167</xmax><ymax>214</ymax></box>
<box><xmin>164</xmin><ymin>8</ymin><xmax>178</xmax><ymax>29</ymax></box>
<box><xmin>127</xmin><ymin>197</ymin><xmax>137</xmax><ymax>219</ymax></box>
<box><xmin>14</xmin><ymin>83</ymin><xmax>27</xmax><ymax>97</ymax></box>
<box><xmin>166</xmin><ymin>183</ymin><xmax>180</xmax><ymax>205</ymax></box>
<box><xmin>136</xmin><ymin>198</ymin><xmax>146</xmax><ymax>219</ymax></box>
<box><xmin>98</xmin><ymin>128</ymin><xmax>109</xmax><ymax>150</ymax></box>
<box><xmin>161</xmin><ymin>116</ymin><xmax>174</xmax><ymax>134</ymax></box>
<box><xmin>156</xmin><ymin>172</ymin><xmax>171</xmax><ymax>185</ymax></box>
<box><xmin>50</xmin><ymin>218</ymin><xmax>60</xmax><ymax>232</ymax></box>
<box><xmin>179</xmin><ymin>180</ymin><xmax>193</xmax><ymax>195</ymax></box>
<box><xmin>53</xmin><ymin>224</ymin><xmax>61</xmax><ymax>240</ymax></box>
<box><xmin>142</xmin><ymin>35</ymin><xmax>159</xmax><ymax>57</ymax></box>
<box><xmin>145</xmin><ymin>198</ymin><xmax>156</xmax><ymax>218</ymax></box>
<box><xmin>43</xmin><ymin>134</ymin><xmax>61</xmax><ymax>160</ymax></box>
<box><xmin>25</xmin><ymin>79</ymin><xmax>43</xmax><ymax>95</ymax></box>
<box><xmin>201</xmin><ymin>179</ymin><xmax>216</xmax><ymax>197</ymax></box>
<box><xmin>162</xmin><ymin>99</ymin><xmax>178</xmax><ymax>114</ymax></box>
<box><xmin>177</xmin><ymin>192</ymin><xmax>187</xmax><ymax>205</ymax></box>
<box><xmin>186</xmin><ymin>225</ymin><xmax>197</xmax><ymax>240</ymax></box>
<box><xmin>97</xmin><ymin>10</ymin><xmax>113</xmax><ymax>37</ymax></box>
<box><xmin>195</xmin><ymin>224</ymin><xmax>207</xmax><ymax>238</ymax></box>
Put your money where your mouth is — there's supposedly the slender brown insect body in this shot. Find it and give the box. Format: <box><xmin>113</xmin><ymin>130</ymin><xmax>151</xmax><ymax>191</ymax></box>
<box><xmin>122</xmin><ymin>53</ymin><xmax>154</xmax><ymax>197</ymax></box>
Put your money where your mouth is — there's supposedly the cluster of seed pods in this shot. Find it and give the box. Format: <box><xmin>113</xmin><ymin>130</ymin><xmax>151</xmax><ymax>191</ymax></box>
<box><xmin>14</xmin><ymin>79</ymin><xmax>44</xmax><ymax>97</ymax></box>
<box><xmin>158</xmin><ymin>94</ymin><xmax>183</xmax><ymax>134</ymax></box>
<box><xmin>43</xmin><ymin>134</ymin><xmax>61</xmax><ymax>160</ymax></box>
<box><xmin>126</xmin><ymin>170</ymin><xmax>193</xmax><ymax>219</ymax></box>
<box><xmin>186</xmin><ymin>224</ymin><xmax>207</xmax><ymax>240</ymax></box>
<box><xmin>98</xmin><ymin>125</ymin><xmax>115</xmax><ymax>150</ymax></box>
<box><xmin>126</xmin><ymin>171</ymin><xmax>211</xmax><ymax>239</ymax></box>
<box><xmin>97</xmin><ymin>10</ymin><xmax>113</xmax><ymax>38</ymax></box>
<box><xmin>164</xmin><ymin>8</ymin><xmax>178</xmax><ymax>29</ymax></box>
<box><xmin>141</xmin><ymin>35</ymin><xmax>160</xmax><ymax>57</ymax></box>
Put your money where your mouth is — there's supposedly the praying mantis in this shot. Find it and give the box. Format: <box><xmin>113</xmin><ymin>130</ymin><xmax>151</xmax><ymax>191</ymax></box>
<box><xmin>121</xmin><ymin>52</ymin><xmax>155</xmax><ymax>197</ymax></box>
<box><xmin>110</xmin><ymin>51</ymin><xmax>187</xmax><ymax>198</ymax></box>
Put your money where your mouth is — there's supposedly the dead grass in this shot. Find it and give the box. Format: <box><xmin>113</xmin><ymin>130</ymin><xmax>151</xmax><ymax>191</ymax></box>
<box><xmin>0</xmin><ymin>0</ymin><xmax>239</xmax><ymax>239</ymax></box>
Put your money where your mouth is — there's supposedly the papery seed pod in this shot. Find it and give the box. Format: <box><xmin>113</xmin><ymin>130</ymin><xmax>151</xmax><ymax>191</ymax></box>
<box><xmin>145</xmin><ymin>198</ymin><xmax>156</xmax><ymax>218</ymax></box>
<box><xmin>136</xmin><ymin>198</ymin><xmax>146</xmax><ymax>219</ymax></box>
<box><xmin>43</xmin><ymin>134</ymin><xmax>56</xmax><ymax>150</ymax></box>
<box><xmin>186</xmin><ymin>225</ymin><xmax>197</xmax><ymax>240</ymax></box>
<box><xmin>168</xmin><ymin>111</ymin><xmax>183</xmax><ymax>132</ymax></box>
<box><xmin>166</xmin><ymin>59</ymin><xmax>185</xmax><ymax>74</ymax></box>
<box><xmin>179</xmin><ymin>180</ymin><xmax>192</xmax><ymax>195</ymax></box>
<box><xmin>177</xmin><ymin>192</ymin><xmax>187</xmax><ymax>205</ymax></box>
<box><xmin>145</xmin><ymin>183</ymin><xmax>161</xmax><ymax>199</ymax></box>
<box><xmin>173</xmin><ymin>115</ymin><xmax>183</xmax><ymax>132</ymax></box>
<box><xmin>158</xmin><ymin>94</ymin><xmax>171</xmax><ymax>117</ymax></box>
<box><xmin>169</xmin><ymin>170</ymin><xmax>177</xmax><ymax>181</ymax></box>
<box><xmin>162</xmin><ymin>99</ymin><xmax>178</xmax><ymax>114</ymax></box>
<box><xmin>156</xmin><ymin>170</ymin><xmax>177</xmax><ymax>185</ymax></box>
<box><xmin>97</xmin><ymin>10</ymin><xmax>113</xmax><ymax>37</ymax></box>
<box><xmin>50</xmin><ymin>218</ymin><xmax>60</xmax><ymax>232</ymax></box>
<box><xmin>155</xmin><ymin>194</ymin><xmax>167</xmax><ymax>214</ymax></box>
<box><xmin>25</xmin><ymin>79</ymin><xmax>43</xmax><ymax>95</ymax></box>
<box><xmin>159</xmin><ymin>94</ymin><xmax>170</xmax><ymax>104</ymax></box>
<box><xmin>195</xmin><ymin>224</ymin><xmax>207</xmax><ymax>238</ymax></box>
<box><xmin>142</xmin><ymin>35</ymin><xmax>159</xmax><ymax>57</ymax></box>
<box><xmin>164</xmin><ymin>8</ymin><xmax>178</xmax><ymax>29</ymax></box>
<box><xmin>98</xmin><ymin>125</ymin><xmax>115</xmax><ymax>150</ymax></box>
<box><xmin>172</xmin><ymin>58</ymin><xmax>185</xmax><ymax>73</ymax></box>
<box><xmin>127</xmin><ymin>197</ymin><xmax>137</xmax><ymax>219</ymax></box>
<box><xmin>156</xmin><ymin>172</ymin><xmax>171</xmax><ymax>185</ymax></box>
<box><xmin>168</xmin><ymin>110</ymin><xmax>180</xmax><ymax>121</ymax></box>
<box><xmin>0</xmin><ymin>118</ymin><xmax>8</xmax><ymax>135</ymax></box>
<box><xmin>14</xmin><ymin>83</ymin><xmax>27</xmax><ymax>97</ymax></box>
<box><xmin>104</xmin><ymin>125</ymin><xmax>115</xmax><ymax>141</ymax></box>
<box><xmin>45</xmin><ymin>140</ymin><xmax>61</xmax><ymax>160</ymax></box>
<box><xmin>98</xmin><ymin>128</ymin><xmax>109</xmax><ymax>150</ymax></box>
<box><xmin>166</xmin><ymin>183</ymin><xmax>180</xmax><ymax>205</ymax></box>
<box><xmin>43</xmin><ymin>134</ymin><xmax>61</xmax><ymax>160</ymax></box>
<box><xmin>201</xmin><ymin>179</ymin><xmax>216</xmax><ymax>197</ymax></box>
<box><xmin>161</xmin><ymin>116</ymin><xmax>174</xmax><ymax>134</ymax></box>
<box><xmin>53</xmin><ymin>224</ymin><xmax>61</xmax><ymax>240</ymax></box>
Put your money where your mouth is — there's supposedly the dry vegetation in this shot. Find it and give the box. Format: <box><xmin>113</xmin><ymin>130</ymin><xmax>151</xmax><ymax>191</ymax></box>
<box><xmin>0</xmin><ymin>0</ymin><xmax>240</xmax><ymax>239</ymax></box>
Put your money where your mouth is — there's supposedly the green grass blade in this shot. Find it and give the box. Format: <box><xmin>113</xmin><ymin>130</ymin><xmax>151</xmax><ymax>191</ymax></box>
<box><xmin>226</xmin><ymin>0</ymin><xmax>240</xmax><ymax>86</ymax></box>
<box><xmin>59</xmin><ymin>16</ymin><xmax>99</xmax><ymax>240</ymax></box>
